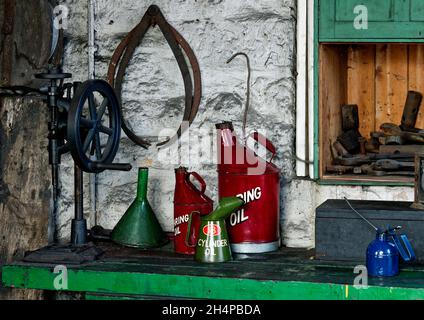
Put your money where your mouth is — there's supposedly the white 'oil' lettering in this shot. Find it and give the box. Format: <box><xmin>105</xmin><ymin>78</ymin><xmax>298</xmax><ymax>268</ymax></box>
<box><xmin>230</xmin><ymin>187</ymin><xmax>262</xmax><ymax>226</ymax></box>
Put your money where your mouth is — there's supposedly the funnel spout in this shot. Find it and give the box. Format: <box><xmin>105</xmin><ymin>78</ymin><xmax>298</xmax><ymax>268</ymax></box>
<box><xmin>207</xmin><ymin>197</ymin><xmax>244</xmax><ymax>221</ymax></box>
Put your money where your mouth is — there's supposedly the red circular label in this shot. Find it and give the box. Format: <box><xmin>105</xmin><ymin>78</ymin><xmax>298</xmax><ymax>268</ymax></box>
<box><xmin>203</xmin><ymin>224</ymin><xmax>221</xmax><ymax>236</ymax></box>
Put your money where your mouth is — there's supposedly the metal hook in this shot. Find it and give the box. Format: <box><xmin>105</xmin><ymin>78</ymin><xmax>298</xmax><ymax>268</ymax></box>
<box><xmin>227</xmin><ymin>52</ymin><xmax>251</xmax><ymax>140</ymax></box>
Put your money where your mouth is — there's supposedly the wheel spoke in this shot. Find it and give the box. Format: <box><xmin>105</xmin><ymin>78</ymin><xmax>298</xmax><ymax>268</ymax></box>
<box><xmin>80</xmin><ymin>118</ymin><xmax>95</xmax><ymax>128</ymax></box>
<box><xmin>83</xmin><ymin>129</ymin><xmax>96</xmax><ymax>153</ymax></box>
<box><xmin>97</xmin><ymin>98</ymin><xmax>109</xmax><ymax>121</ymax></box>
<box><xmin>89</xmin><ymin>139</ymin><xmax>96</xmax><ymax>156</ymax></box>
<box><xmin>88</xmin><ymin>92</ymin><xmax>97</xmax><ymax>121</ymax></box>
<box><xmin>94</xmin><ymin>131</ymin><xmax>102</xmax><ymax>159</ymax></box>
<box><xmin>99</xmin><ymin>125</ymin><xmax>113</xmax><ymax>135</ymax></box>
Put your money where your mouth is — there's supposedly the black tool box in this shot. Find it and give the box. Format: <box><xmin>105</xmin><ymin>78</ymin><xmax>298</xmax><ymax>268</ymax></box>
<box><xmin>315</xmin><ymin>199</ymin><xmax>424</xmax><ymax>263</ymax></box>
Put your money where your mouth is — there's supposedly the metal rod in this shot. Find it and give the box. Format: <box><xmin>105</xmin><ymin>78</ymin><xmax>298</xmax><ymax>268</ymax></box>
<box><xmin>75</xmin><ymin>165</ymin><xmax>84</xmax><ymax>221</ymax></box>
<box><xmin>48</xmin><ymin>78</ymin><xmax>60</xmax><ymax>243</ymax></box>
<box><xmin>50</xmin><ymin>163</ymin><xmax>59</xmax><ymax>243</ymax></box>
<box><xmin>88</xmin><ymin>0</ymin><xmax>97</xmax><ymax>227</ymax></box>
<box><xmin>72</xmin><ymin>165</ymin><xmax>87</xmax><ymax>245</ymax></box>
<box><xmin>226</xmin><ymin>52</ymin><xmax>251</xmax><ymax>140</ymax></box>
<box><xmin>344</xmin><ymin>197</ymin><xmax>378</xmax><ymax>231</ymax></box>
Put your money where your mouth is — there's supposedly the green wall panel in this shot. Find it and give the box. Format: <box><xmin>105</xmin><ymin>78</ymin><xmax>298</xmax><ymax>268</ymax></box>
<box><xmin>335</xmin><ymin>0</ymin><xmax>394</xmax><ymax>22</ymax></box>
<box><xmin>410</xmin><ymin>0</ymin><xmax>424</xmax><ymax>22</ymax></box>
<box><xmin>319</xmin><ymin>0</ymin><xmax>424</xmax><ymax>41</ymax></box>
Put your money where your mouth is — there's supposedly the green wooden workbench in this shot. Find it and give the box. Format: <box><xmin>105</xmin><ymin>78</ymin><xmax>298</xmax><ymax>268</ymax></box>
<box><xmin>2</xmin><ymin>243</ymin><xmax>424</xmax><ymax>300</ymax></box>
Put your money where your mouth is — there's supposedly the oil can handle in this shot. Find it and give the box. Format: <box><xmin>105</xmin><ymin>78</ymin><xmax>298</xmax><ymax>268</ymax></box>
<box><xmin>188</xmin><ymin>172</ymin><xmax>207</xmax><ymax>194</ymax></box>
<box><xmin>390</xmin><ymin>234</ymin><xmax>416</xmax><ymax>262</ymax></box>
<box><xmin>250</xmin><ymin>132</ymin><xmax>277</xmax><ymax>161</ymax></box>
<box><xmin>185</xmin><ymin>211</ymin><xmax>200</xmax><ymax>248</ymax></box>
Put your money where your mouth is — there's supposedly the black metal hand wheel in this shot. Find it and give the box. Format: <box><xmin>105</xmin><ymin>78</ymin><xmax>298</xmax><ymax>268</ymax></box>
<box><xmin>67</xmin><ymin>80</ymin><xmax>121</xmax><ymax>173</ymax></box>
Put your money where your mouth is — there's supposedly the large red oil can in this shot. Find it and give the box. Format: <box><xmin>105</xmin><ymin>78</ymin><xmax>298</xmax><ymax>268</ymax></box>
<box><xmin>173</xmin><ymin>167</ymin><xmax>213</xmax><ymax>255</ymax></box>
<box><xmin>216</xmin><ymin>122</ymin><xmax>280</xmax><ymax>253</ymax></box>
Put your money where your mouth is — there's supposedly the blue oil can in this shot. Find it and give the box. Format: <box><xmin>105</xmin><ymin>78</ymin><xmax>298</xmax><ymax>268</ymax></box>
<box><xmin>366</xmin><ymin>227</ymin><xmax>415</xmax><ymax>277</ymax></box>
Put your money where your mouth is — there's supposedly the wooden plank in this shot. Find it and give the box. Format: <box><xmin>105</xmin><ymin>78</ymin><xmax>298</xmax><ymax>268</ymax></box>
<box><xmin>375</xmin><ymin>44</ymin><xmax>408</xmax><ymax>129</ymax></box>
<box><xmin>408</xmin><ymin>44</ymin><xmax>424</xmax><ymax>129</ymax></box>
<box><xmin>347</xmin><ymin>44</ymin><xmax>376</xmax><ymax>135</ymax></box>
<box><xmin>319</xmin><ymin>44</ymin><xmax>347</xmax><ymax>177</ymax></box>
<box><xmin>0</xmin><ymin>98</ymin><xmax>50</xmax><ymax>300</ymax></box>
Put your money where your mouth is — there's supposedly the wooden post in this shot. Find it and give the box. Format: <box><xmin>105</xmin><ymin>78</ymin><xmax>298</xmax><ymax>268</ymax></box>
<box><xmin>0</xmin><ymin>0</ymin><xmax>55</xmax><ymax>299</ymax></box>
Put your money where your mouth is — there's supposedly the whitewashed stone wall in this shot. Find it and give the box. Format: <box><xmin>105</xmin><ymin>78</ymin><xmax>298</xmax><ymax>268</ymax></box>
<box><xmin>56</xmin><ymin>0</ymin><xmax>414</xmax><ymax>248</ymax></box>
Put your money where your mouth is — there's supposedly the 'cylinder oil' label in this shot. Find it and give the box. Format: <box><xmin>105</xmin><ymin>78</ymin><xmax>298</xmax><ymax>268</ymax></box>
<box><xmin>198</xmin><ymin>222</ymin><xmax>228</xmax><ymax>257</ymax></box>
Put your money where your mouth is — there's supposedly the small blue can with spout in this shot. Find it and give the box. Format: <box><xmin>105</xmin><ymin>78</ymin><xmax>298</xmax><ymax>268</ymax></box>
<box><xmin>366</xmin><ymin>227</ymin><xmax>415</xmax><ymax>277</ymax></box>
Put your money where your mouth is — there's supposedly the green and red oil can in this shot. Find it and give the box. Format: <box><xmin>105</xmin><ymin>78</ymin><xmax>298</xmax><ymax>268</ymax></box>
<box><xmin>186</xmin><ymin>197</ymin><xmax>245</xmax><ymax>263</ymax></box>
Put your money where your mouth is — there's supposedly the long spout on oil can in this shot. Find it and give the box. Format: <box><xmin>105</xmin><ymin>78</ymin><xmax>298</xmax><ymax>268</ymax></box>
<box><xmin>344</xmin><ymin>197</ymin><xmax>378</xmax><ymax>231</ymax></box>
<box><xmin>207</xmin><ymin>197</ymin><xmax>245</xmax><ymax>221</ymax></box>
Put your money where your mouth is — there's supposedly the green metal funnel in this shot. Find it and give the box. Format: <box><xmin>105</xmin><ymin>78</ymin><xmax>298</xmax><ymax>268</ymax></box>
<box><xmin>111</xmin><ymin>168</ymin><xmax>168</xmax><ymax>249</ymax></box>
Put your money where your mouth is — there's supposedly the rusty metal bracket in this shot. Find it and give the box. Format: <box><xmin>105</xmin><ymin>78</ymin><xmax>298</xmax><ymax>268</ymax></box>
<box><xmin>107</xmin><ymin>5</ymin><xmax>201</xmax><ymax>149</ymax></box>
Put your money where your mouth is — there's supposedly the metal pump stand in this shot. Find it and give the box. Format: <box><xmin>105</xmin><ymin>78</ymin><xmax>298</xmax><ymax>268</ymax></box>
<box><xmin>35</xmin><ymin>68</ymin><xmax>72</xmax><ymax>242</ymax></box>
<box><xmin>0</xmin><ymin>65</ymin><xmax>133</xmax><ymax>263</ymax></box>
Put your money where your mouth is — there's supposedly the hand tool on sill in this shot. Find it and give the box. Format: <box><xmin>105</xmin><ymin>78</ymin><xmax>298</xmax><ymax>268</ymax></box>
<box><xmin>400</xmin><ymin>91</ymin><xmax>423</xmax><ymax>132</ymax></box>
<box><xmin>333</xmin><ymin>141</ymin><xmax>351</xmax><ymax>157</ymax></box>
<box><xmin>383</xmin><ymin>135</ymin><xmax>405</xmax><ymax>146</ymax></box>
<box><xmin>333</xmin><ymin>151</ymin><xmax>415</xmax><ymax>166</ymax></box>
<box><xmin>326</xmin><ymin>165</ymin><xmax>355</xmax><ymax>175</ymax></box>
<box><xmin>336</xmin><ymin>104</ymin><xmax>363</xmax><ymax>153</ymax></box>
<box><xmin>365</xmin><ymin>132</ymin><xmax>383</xmax><ymax>153</ymax></box>
<box><xmin>380</xmin><ymin>144</ymin><xmax>424</xmax><ymax>155</ymax></box>
<box><xmin>359</xmin><ymin>137</ymin><xmax>367</xmax><ymax>155</ymax></box>
<box><xmin>107</xmin><ymin>5</ymin><xmax>201</xmax><ymax>149</ymax></box>
<box><xmin>341</xmin><ymin>104</ymin><xmax>360</xmax><ymax>132</ymax></box>
<box><xmin>381</xmin><ymin>123</ymin><xmax>424</xmax><ymax>144</ymax></box>
<box><xmin>353</xmin><ymin>164</ymin><xmax>415</xmax><ymax>176</ymax></box>
<box><xmin>365</xmin><ymin>141</ymin><xmax>380</xmax><ymax>153</ymax></box>
<box><xmin>373</xmin><ymin>159</ymin><xmax>415</xmax><ymax>171</ymax></box>
<box><xmin>337</xmin><ymin>130</ymin><xmax>362</xmax><ymax>153</ymax></box>
<box><xmin>344</xmin><ymin>198</ymin><xmax>415</xmax><ymax>277</ymax></box>
<box><xmin>333</xmin><ymin>155</ymin><xmax>371</xmax><ymax>166</ymax></box>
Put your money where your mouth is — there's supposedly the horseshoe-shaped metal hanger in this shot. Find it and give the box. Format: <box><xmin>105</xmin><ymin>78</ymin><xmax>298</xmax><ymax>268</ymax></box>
<box><xmin>107</xmin><ymin>5</ymin><xmax>201</xmax><ymax>149</ymax></box>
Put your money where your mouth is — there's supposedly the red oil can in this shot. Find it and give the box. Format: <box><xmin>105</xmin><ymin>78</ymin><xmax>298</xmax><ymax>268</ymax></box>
<box><xmin>216</xmin><ymin>122</ymin><xmax>280</xmax><ymax>253</ymax></box>
<box><xmin>173</xmin><ymin>167</ymin><xmax>213</xmax><ymax>255</ymax></box>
